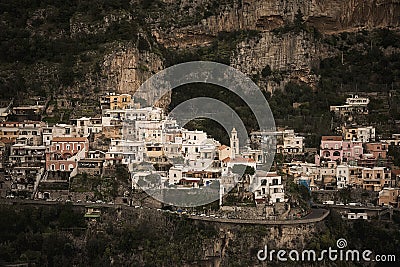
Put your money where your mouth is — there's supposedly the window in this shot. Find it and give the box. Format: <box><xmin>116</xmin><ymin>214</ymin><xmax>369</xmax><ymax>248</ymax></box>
<box><xmin>335</xmin><ymin>144</ymin><xmax>339</xmax><ymax>149</ymax></box>
<box><xmin>66</xmin><ymin>145</ymin><xmax>70</xmax><ymax>150</ymax></box>
<box><xmin>77</xmin><ymin>145</ymin><xmax>81</xmax><ymax>150</ymax></box>
<box><xmin>60</xmin><ymin>164</ymin><xmax>65</xmax><ymax>171</ymax></box>
<box><xmin>56</xmin><ymin>145</ymin><xmax>60</xmax><ymax>150</ymax></box>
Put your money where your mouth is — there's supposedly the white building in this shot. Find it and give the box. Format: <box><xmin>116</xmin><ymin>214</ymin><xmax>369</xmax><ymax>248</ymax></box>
<box><xmin>17</xmin><ymin>121</ymin><xmax>45</xmax><ymax>146</ymax></box>
<box><xmin>381</xmin><ymin>134</ymin><xmax>400</xmax><ymax>146</ymax></box>
<box><xmin>51</xmin><ymin>123</ymin><xmax>77</xmax><ymax>138</ymax></box>
<box><xmin>124</xmin><ymin>107</ymin><xmax>164</xmax><ymax>122</ymax></box>
<box><xmin>133</xmin><ymin>120</ymin><xmax>166</xmax><ymax>143</ymax></box>
<box><xmin>252</xmin><ymin>171</ymin><xmax>285</xmax><ymax>204</ymax></box>
<box><xmin>9</xmin><ymin>140</ymin><xmax>46</xmax><ymax>167</ymax></box>
<box><xmin>277</xmin><ymin>129</ymin><xmax>304</xmax><ymax>154</ymax></box>
<box><xmin>168</xmin><ymin>165</ymin><xmax>184</xmax><ymax>184</ymax></box>
<box><xmin>101</xmin><ymin>109</ymin><xmax>125</xmax><ymax>127</ymax></box>
<box><xmin>330</xmin><ymin>95</ymin><xmax>369</xmax><ymax>116</ymax></box>
<box><xmin>181</xmin><ymin>129</ymin><xmax>208</xmax><ymax>160</ymax></box>
<box><xmin>346</xmin><ymin>212</ymin><xmax>368</xmax><ymax>220</ymax></box>
<box><xmin>343</xmin><ymin>126</ymin><xmax>375</xmax><ymax>143</ymax></box>
<box><xmin>241</xmin><ymin>148</ymin><xmax>263</xmax><ymax>164</ymax></box>
<box><xmin>72</xmin><ymin>117</ymin><xmax>102</xmax><ymax>137</ymax></box>
<box><xmin>336</xmin><ymin>165</ymin><xmax>349</xmax><ymax>189</ymax></box>
<box><xmin>105</xmin><ymin>139</ymin><xmax>146</xmax><ymax>166</ymax></box>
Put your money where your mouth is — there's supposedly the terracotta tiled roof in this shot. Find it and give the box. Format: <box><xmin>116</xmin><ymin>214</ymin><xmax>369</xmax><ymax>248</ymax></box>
<box><xmin>52</xmin><ymin>137</ymin><xmax>88</xmax><ymax>142</ymax></box>
<box><xmin>0</xmin><ymin>138</ymin><xmax>14</xmax><ymax>144</ymax></box>
<box><xmin>223</xmin><ymin>157</ymin><xmax>255</xmax><ymax>163</ymax></box>
<box><xmin>321</xmin><ymin>136</ymin><xmax>342</xmax><ymax>141</ymax></box>
<box><xmin>222</xmin><ymin>157</ymin><xmax>231</xmax><ymax>163</ymax></box>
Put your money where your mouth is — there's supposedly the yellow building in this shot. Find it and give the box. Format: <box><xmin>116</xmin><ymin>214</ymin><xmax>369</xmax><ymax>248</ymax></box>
<box><xmin>378</xmin><ymin>188</ymin><xmax>400</xmax><ymax>207</ymax></box>
<box><xmin>362</xmin><ymin>167</ymin><xmax>391</xmax><ymax>191</ymax></box>
<box><xmin>109</xmin><ymin>94</ymin><xmax>133</xmax><ymax>110</ymax></box>
<box><xmin>0</xmin><ymin>122</ymin><xmax>21</xmax><ymax>140</ymax></box>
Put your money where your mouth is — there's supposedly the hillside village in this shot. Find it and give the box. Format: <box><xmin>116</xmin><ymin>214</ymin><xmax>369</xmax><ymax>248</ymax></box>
<box><xmin>0</xmin><ymin>93</ymin><xmax>400</xmax><ymax>221</ymax></box>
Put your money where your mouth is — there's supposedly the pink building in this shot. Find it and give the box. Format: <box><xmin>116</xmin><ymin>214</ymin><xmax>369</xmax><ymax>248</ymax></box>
<box><xmin>319</xmin><ymin>136</ymin><xmax>343</xmax><ymax>163</ymax></box>
<box><xmin>46</xmin><ymin>137</ymin><xmax>89</xmax><ymax>171</ymax></box>
<box><xmin>342</xmin><ymin>140</ymin><xmax>363</xmax><ymax>162</ymax></box>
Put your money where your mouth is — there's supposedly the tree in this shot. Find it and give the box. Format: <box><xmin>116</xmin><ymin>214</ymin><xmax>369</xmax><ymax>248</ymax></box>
<box><xmin>294</xmin><ymin>9</ymin><xmax>305</xmax><ymax>28</ymax></box>
<box><xmin>232</xmin><ymin>164</ymin><xmax>255</xmax><ymax>176</ymax></box>
<box><xmin>261</xmin><ymin>65</ymin><xmax>272</xmax><ymax>78</ymax></box>
<box><xmin>388</xmin><ymin>145</ymin><xmax>400</xmax><ymax>167</ymax></box>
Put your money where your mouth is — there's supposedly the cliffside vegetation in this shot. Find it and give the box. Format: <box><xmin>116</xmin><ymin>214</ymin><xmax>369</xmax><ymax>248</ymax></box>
<box><xmin>1</xmin><ymin>203</ymin><xmax>400</xmax><ymax>266</ymax></box>
<box><xmin>0</xmin><ymin>203</ymin><xmax>219</xmax><ymax>266</ymax></box>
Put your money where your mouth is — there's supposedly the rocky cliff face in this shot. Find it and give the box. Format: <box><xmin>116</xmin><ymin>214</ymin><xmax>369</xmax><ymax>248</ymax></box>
<box><xmin>152</xmin><ymin>0</ymin><xmax>400</xmax><ymax>92</ymax></box>
<box><xmin>101</xmin><ymin>45</ymin><xmax>164</xmax><ymax>94</ymax></box>
<box><xmin>231</xmin><ymin>31</ymin><xmax>327</xmax><ymax>92</ymax></box>
<box><xmin>1</xmin><ymin>0</ymin><xmax>400</xmax><ymax>106</ymax></box>
<box><xmin>156</xmin><ymin>0</ymin><xmax>400</xmax><ymax>45</ymax></box>
<box><xmin>212</xmin><ymin>222</ymin><xmax>321</xmax><ymax>266</ymax></box>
